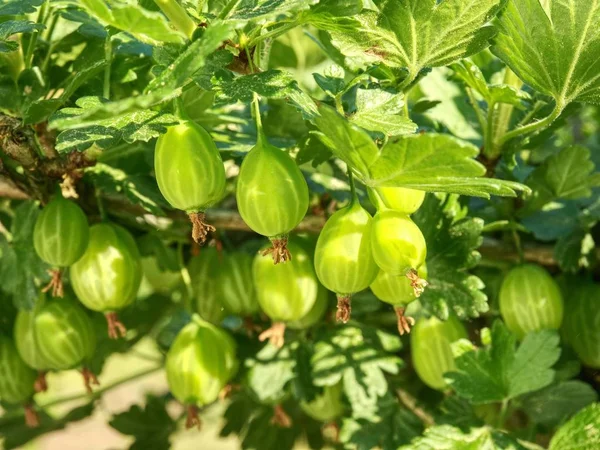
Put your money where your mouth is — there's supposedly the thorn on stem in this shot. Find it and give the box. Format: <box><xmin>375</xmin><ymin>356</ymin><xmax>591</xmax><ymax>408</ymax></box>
<box><xmin>81</xmin><ymin>367</ymin><xmax>100</xmax><ymax>393</ymax></box>
<box><xmin>24</xmin><ymin>404</ymin><xmax>39</xmax><ymax>428</ymax></box>
<box><xmin>34</xmin><ymin>371</ymin><xmax>48</xmax><ymax>393</ymax></box>
<box><xmin>271</xmin><ymin>404</ymin><xmax>292</xmax><ymax>428</ymax></box>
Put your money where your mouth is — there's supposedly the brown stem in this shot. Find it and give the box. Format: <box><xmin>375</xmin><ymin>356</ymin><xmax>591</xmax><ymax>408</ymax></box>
<box><xmin>271</xmin><ymin>404</ymin><xmax>292</xmax><ymax>428</ymax></box>
<box><xmin>218</xmin><ymin>383</ymin><xmax>241</xmax><ymax>401</ymax></box>
<box><xmin>394</xmin><ymin>306</ymin><xmax>415</xmax><ymax>336</ymax></box>
<box><xmin>323</xmin><ymin>421</ymin><xmax>340</xmax><ymax>443</ymax></box>
<box><xmin>105</xmin><ymin>312</ymin><xmax>127</xmax><ymax>339</ymax></box>
<box><xmin>81</xmin><ymin>367</ymin><xmax>100</xmax><ymax>394</ymax></box>
<box><xmin>188</xmin><ymin>211</ymin><xmax>215</xmax><ymax>245</ymax></box>
<box><xmin>34</xmin><ymin>371</ymin><xmax>48</xmax><ymax>393</ymax></box>
<box><xmin>261</xmin><ymin>237</ymin><xmax>292</xmax><ymax>264</ymax></box>
<box><xmin>41</xmin><ymin>268</ymin><xmax>63</xmax><ymax>297</ymax></box>
<box><xmin>24</xmin><ymin>403</ymin><xmax>40</xmax><ymax>428</ymax></box>
<box><xmin>258</xmin><ymin>322</ymin><xmax>286</xmax><ymax>348</ymax></box>
<box><xmin>335</xmin><ymin>295</ymin><xmax>351</xmax><ymax>324</ymax></box>
<box><xmin>185</xmin><ymin>404</ymin><xmax>201</xmax><ymax>430</ymax></box>
<box><xmin>406</xmin><ymin>269</ymin><xmax>428</xmax><ymax>297</ymax></box>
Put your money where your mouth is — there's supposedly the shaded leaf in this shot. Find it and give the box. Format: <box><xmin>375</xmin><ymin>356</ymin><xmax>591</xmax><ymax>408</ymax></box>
<box><xmin>0</xmin><ymin>21</ymin><xmax>44</xmax><ymax>53</ymax></box>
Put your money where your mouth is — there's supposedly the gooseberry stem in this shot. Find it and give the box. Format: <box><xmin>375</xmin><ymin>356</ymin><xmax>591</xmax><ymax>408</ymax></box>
<box><xmin>251</xmin><ymin>93</ymin><xmax>266</xmax><ymax>145</ymax></box>
<box><xmin>347</xmin><ymin>168</ymin><xmax>357</xmax><ymax>204</ymax></box>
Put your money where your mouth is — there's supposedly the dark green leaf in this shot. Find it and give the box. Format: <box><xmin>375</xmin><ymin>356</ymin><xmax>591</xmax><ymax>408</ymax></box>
<box><xmin>0</xmin><ymin>21</ymin><xmax>44</xmax><ymax>53</ymax></box>
<box><xmin>413</xmin><ymin>194</ymin><xmax>487</xmax><ymax>319</ymax></box>
<box><xmin>109</xmin><ymin>395</ymin><xmax>176</xmax><ymax>450</ymax></box>
<box><xmin>0</xmin><ymin>0</ymin><xmax>43</xmax><ymax>15</ymax></box>
<box><xmin>221</xmin><ymin>0</ymin><xmax>316</xmax><ymax>22</ymax></box>
<box><xmin>311</xmin><ymin>325</ymin><xmax>402</xmax><ymax>419</ymax></box>
<box><xmin>554</xmin><ymin>230</ymin><xmax>597</xmax><ymax>273</ymax></box>
<box><xmin>213</xmin><ymin>69</ymin><xmax>318</xmax><ymax>119</ymax></box>
<box><xmin>521</xmin><ymin>381</ymin><xmax>598</xmax><ymax>427</ymax></box>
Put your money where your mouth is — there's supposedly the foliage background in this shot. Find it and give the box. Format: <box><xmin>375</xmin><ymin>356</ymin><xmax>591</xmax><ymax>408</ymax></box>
<box><xmin>0</xmin><ymin>0</ymin><xmax>599</xmax><ymax>449</ymax></box>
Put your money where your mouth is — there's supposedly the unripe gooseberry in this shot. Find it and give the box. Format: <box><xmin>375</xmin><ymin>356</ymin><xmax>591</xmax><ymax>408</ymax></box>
<box><xmin>166</xmin><ymin>316</ymin><xmax>237</xmax><ymax>429</ymax></box>
<box><xmin>33</xmin><ymin>191</ymin><xmax>89</xmax><ymax>297</ymax></box>
<box><xmin>70</xmin><ymin>223</ymin><xmax>142</xmax><ymax>339</ymax></box>
<box><xmin>499</xmin><ymin>264</ymin><xmax>563</xmax><ymax>340</ymax></box>
<box><xmin>188</xmin><ymin>248</ymin><xmax>228</xmax><ymax>324</ymax></box>
<box><xmin>155</xmin><ymin>120</ymin><xmax>226</xmax><ymax>244</ymax></box>
<box><xmin>314</xmin><ymin>201</ymin><xmax>378</xmax><ymax>323</ymax></box>
<box><xmin>562</xmin><ymin>282</ymin><xmax>600</xmax><ymax>368</ymax></box>
<box><xmin>0</xmin><ymin>336</ymin><xmax>39</xmax><ymax>427</ymax></box>
<box><xmin>300</xmin><ymin>382</ymin><xmax>345</xmax><ymax>422</ymax></box>
<box><xmin>287</xmin><ymin>283</ymin><xmax>329</xmax><ymax>330</ymax></box>
<box><xmin>371</xmin><ymin>264</ymin><xmax>428</xmax><ymax>335</ymax></box>
<box><xmin>219</xmin><ymin>251</ymin><xmax>260</xmax><ymax>317</ymax></box>
<box><xmin>14</xmin><ymin>294</ymin><xmax>97</xmax><ymax>393</ymax></box>
<box><xmin>411</xmin><ymin>315</ymin><xmax>467</xmax><ymax>390</ymax></box>
<box><xmin>236</xmin><ymin>133</ymin><xmax>309</xmax><ymax>264</ymax></box>
<box><xmin>253</xmin><ymin>239</ymin><xmax>320</xmax><ymax>347</ymax></box>
<box><xmin>368</xmin><ymin>186</ymin><xmax>425</xmax><ymax>214</ymax></box>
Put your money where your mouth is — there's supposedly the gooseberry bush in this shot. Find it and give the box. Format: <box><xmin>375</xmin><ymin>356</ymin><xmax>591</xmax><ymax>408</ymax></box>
<box><xmin>0</xmin><ymin>0</ymin><xmax>600</xmax><ymax>449</ymax></box>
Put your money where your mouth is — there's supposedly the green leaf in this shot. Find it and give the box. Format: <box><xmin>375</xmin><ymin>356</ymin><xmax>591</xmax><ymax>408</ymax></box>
<box><xmin>555</xmin><ymin>230</ymin><xmax>597</xmax><ymax>273</ymax></box>
<box><xmin>399</xmin><ymin>424</ymin><xmax>539</xmax><ymax>450</ymax></box>
<box><xmin>0</xmin><ymin>202</ymin><xmax>49</xmax><ymax>310</ymax></box>
<box><xmin>80</xmin><ymin>0</ymin><xmax>186</xmax><ymax>44</ymax></box>
<box><xmin>221</xmin><ymin>0</ymin><xmax>317</xmax><ymax>23</ymax></box>
<box><xmin>340</xmin><ymin>395</ymin><xmax>423</xmax><ymax>450</ymax></box>
<box><xmin>549</xmin><ymin>403</ymin><xmax>600</xmax><ymax>450</ymax></box>
<box><xmin>109</xmin><ymin>395</ymin><xmax>176</xmax><ymax>450</ymax></box>
<box><xmin>521</xmin><ymin>380</ymin><xmax>598</xmax><ymax>427</ymax></box>
<box><xmin>314</xmin><ymin>104</ymin><xmax>530</xmax><ymax>198</ymax></box>
<box><xmin>492</xmin><ymin>0</ymin><xmax>600</xmax><ymax>107</ymax></box>
<box><xmin>50</xmin><ymin>96</ymin><xmax>178</xmax><ymax>152</ymax></box>
<box><xmin>446</xmin><ymin>322</ymin><xmax>561</xmax><ymax>404</ymax></box>
<box><xmin>85</xmin><ymin>163</ymin><xmax>167</xmax><ymax>215</ymax></box>
<box><xmin>303</xmin><ymin>0</ymin><xmax>360</xmax><ymax>31</ymax></box>
<box><xmin>245</xmin><ymin>342</ymin><xmax>297</xmax><ymax>404</ymax></box>
<box><xmin>348</xmin><ymin>88</ymin><xmax>417</xmax><ymax>136</ymax></box>
<box><xmin>22</xmin><ymin>59</ymin><xmax>106</xmax><ymax>124</ymax></box>
<box><xmin>524</xmin><ymin>146</ymin><xmax>600</xmax><ymax>212</ymax></box>
<box><xmin>0</xmin><ymin>0</ymin><xmax>43</xmax><ymax>15</ymax></box>
<box><xmin>213</xmin><ymin>69</ymin><xmax>318</xmax><ymax>119</ymax></box>
<box><xmin>0</xmin><ymin>21</ymin><xmax>44</xmax><ymax>53</ymax></box>
<box><xmin>413</xmin><ymin>194</ymin><xmax>488</xmax><ymax>320</ymax></box>
<box><xmin>311</xmin><ymin>324</ymin><xmax>402</xmax><ymax>419</ymax></box>
<box><xmin>328</xmin><ymin>0</ymin><xmax>501</xmax><ymax>80</ymax></box>
<box><xmin>507</xmin><ymin>329</ymin><xmax>561</xmax><ymax>398</ymax></box>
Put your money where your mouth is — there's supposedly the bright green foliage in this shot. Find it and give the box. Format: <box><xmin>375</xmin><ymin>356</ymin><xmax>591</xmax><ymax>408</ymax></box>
<box><xmin>14</xmin><ymin>295</ymin><xmax>96</xmax><ymax>371</ymax></box>
<box><xmin>446</xmin><ymin>321</ymin><xmax>561</xmax><ymax>403</ymax></box>
<box><xmin>33</xmin><ymin>193</ymin><xmax>89</xmax><ymax>268</ymax></box>
<box><xmin>371</xmin><ymin>210</ymin><xmax>427</xmax><ymax>275</ymax></box>
<box><xmin>549</xmin><ymin>403</ymin><xmax>600</xmax><ymax>450</ymax></box>
<box><xmin>237</xmin><ymin>136</ymin><xmax>309</xmax><ymax>239</ymax></box>
<box><xmin>314</xmin><ymin>200</ymin><xmax>378</xmax><ymax>298</ymax></box>
<box><xmin>492</xmin><ymin>0</ymin><xmax>600</xmax><ymax>107</ymax></box>
<box><xmin>141</xmin><ymin>256</ymin><xmax>181</xmax><ymax>294</ymax></box>
<box><xmin>411</xmin><ymin>315</ymin><xmax>467</xmax><ymax>390</ymax></box>
<box><xmin>253</xmin><ymin>240</ymin><xmax>319</xmax><ymax>322</ymax></box>
<box><xmin>70</xmin><ymin>223</ymin><xmax>142</xmax><ymax>312</ymax></box>
<box><xmin>562</xmin><ymin>282</ymin><xmax>600</xmax><ymax>368</ymax></box>
<box><xmin>165</xmin><ymin>316</ymin><xmax>237</xmax><ymax>407</ymax></box>
<box><xmin>0</xmin><ymin>336</ymin><xmax>36</xmax><ymax>405</ymax></box>
<box><xmin>499</xmin><ymin>264</ymin><xmax>564</xmax><ymax>340</ymax></box>
<box><xmin>155</xmin><ymin>120</ymin><xmax>226</xmax><ymax>213</ymax></box>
